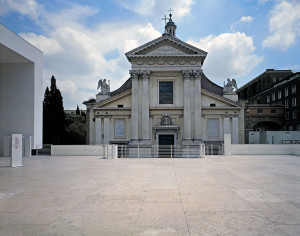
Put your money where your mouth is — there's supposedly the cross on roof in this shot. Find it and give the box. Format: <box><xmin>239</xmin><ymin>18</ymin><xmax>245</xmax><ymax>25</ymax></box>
<box><xmin>161</xmin><ymin>15</ymin><xmax>168</xmax><ymax>26</ymax></box>
<box><xmin>168</xmin><ymin>8</ymin><xmax>173</xmax><ymax>15</ymax></box>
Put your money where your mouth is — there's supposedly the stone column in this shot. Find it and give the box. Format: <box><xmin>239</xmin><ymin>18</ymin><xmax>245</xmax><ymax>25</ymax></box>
<box><xmin>193</xmin><ymin>70</ymin><xmax>202</xmax><ymax>143</ymax></box>
<box><xmin>95</xmin><ymin>117</ymin><xmax>102</xmax><ymax>144</ymax></box>
<box><xmin>89</xmin><ymin>108</ymin><xmax>95</xmax><ymax>144</ymax></box>
<box><xmin>232</xmin><ymin>116</ymin><xmax>239</xmax><ymax>144</ymax></box>
<box><xmin>141</xmin><ymin>71</ymin><xmax>151</xmax><ymax>145</ymax></box>
<box><xmin>224</xmin><ymin>116</ymin><xmax>230</xmax><ymax>135</ymax></box>
<box><xmin>130</xmin><ymin>70</ymin><xmax>139</xmax><ymax>144</ymax></box>
<box><xmin>182</xmin><ymin>70</ymin><xmax>192</xmax><ymax>145</ymax></box>
<box><xmin>103</xmin><ymin>117</ymin><xmax>110</xmax><ymax>144</ymax></box>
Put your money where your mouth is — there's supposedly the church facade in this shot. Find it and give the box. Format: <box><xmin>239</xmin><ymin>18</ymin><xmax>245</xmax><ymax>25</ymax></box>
<box><xmin>84</xmin><ymin>15</ymin><xmax>245</xmax><ymax>153</ymax></box>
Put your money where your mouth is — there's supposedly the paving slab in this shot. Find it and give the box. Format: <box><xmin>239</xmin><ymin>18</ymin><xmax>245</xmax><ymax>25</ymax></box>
<box><xmin>1</xmin><ymin>154</ymin><xmax>300</xmax><ymax>235</ymax></box>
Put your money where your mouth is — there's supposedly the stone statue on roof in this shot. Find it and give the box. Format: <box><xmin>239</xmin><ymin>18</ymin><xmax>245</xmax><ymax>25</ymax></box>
<box><xmin>97</xmin><ymin>78</ymin><xmax>110</xmax><ymax>94</ymax></box>
<box><xmin>223</xmin><ymin>78</ymin><xmax>237</xmax><ymax>94</ymax></box>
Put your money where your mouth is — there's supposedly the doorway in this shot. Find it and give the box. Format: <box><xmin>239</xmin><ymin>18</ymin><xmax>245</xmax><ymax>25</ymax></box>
<box><xmin>158</xmin><ymin>134</ymin><xmax>174</xmax><ymax>158</ymax></box>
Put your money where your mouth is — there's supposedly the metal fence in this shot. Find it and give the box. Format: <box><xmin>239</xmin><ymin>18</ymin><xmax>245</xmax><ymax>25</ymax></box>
<box><xmin>117</xmin><ymin>144</ymin><xmax>206</xmax><ymax>158</ymax></box>
<box><xmin>205</xmin><ymin>143</ymin><xmax>224</xmax><ymax>155</ymax></box>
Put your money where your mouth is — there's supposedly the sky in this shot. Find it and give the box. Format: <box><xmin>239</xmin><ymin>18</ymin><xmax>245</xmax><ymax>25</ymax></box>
<box><xmin>1</xmin><ymin>0</ymin><xmax>300</xmax><ymax>109</ymax></box>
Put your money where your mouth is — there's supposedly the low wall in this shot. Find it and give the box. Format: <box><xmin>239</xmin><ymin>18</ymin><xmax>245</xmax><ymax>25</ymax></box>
<box><xmin>231</xmin><ymin>144</ymin><xmax>291</xmax><ymax>155</ymax></box>
<box><xmin>224</xmin><ymin>134</ymin><xmax>300</xmax><ymax>156</ymax></box>
<box><xmin>291</xmin><ymin>145</ymin><xmax>300</xmax><ymax>156</ymax></box>
<box><xmin>51</xmin><ymin>145</ymin><xmax>118</xmax><ymax>158</ymax></box>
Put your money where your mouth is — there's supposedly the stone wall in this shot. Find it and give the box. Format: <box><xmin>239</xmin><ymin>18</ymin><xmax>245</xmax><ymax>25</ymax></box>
<box><xmin>51</xmin><ymin>145</ymin><xmax>118</xmax><ymax>158</ymax></box>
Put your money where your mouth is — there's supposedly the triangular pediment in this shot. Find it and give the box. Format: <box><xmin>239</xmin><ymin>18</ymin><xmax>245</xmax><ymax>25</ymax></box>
<box><xmin>126</xmin><ymin>35</ymin><xmax>207</xmax><ymax>61</ymax></box>
<box><xmin>145</xmin><ymin>43</ymin><xmax>189</xmax><ymax>56</ymax></box>
<box><xmin>202</xmin><ymin>89</ymin><xmax>240</xmax><ymax>107</ymax></box>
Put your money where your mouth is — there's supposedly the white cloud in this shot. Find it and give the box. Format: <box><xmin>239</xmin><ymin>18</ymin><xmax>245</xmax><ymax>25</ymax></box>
<box><xmin>188</xmin><ymin>32</ymin><xmax>263</xmax><ymax>82</ymax></box>
<box><xmin>0</xmin><ymin>0</ymin><xmax>39</xmax><ymax>19</ymax></box>
<box><xmin>262</xmin><ymin>1</ymin><xmax>300</xmax><ymax>51</ymax></box>
<box><xmin>21</xmin><ymin>8</ymin><xmax>161</xmax><ymax>108</ymax></box>
<box><xmin>115</xmin><ymin>0</ymin><xmax>194</xmax><ymax>20</ymax></box>
<box><xmin>240</xmin><ymin>16</ymin><xmax>253</xmax><ymax>23</ymax></box>
<box><xmin>258</xmin><ymin>0</ymin><xmax>271</xmax><ymax>4</ymax></box>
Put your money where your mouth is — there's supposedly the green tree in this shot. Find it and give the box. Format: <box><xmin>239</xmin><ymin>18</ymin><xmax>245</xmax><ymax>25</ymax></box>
<box><xmin>43</xmin><ymin>87</ymin><xmax>51</xmax><ymax>143</ymax></box>
<box><xmin>43</xmin><ymin>75</ymin><xmax>65</xmax><ymax>144</ymax></box>
<box><xmin>76</xmin><ymin>105</ymin><xmax>80</xmax><ymax>115</ymax></box>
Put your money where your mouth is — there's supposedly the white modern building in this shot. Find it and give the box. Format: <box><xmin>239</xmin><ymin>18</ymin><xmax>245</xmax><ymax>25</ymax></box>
<box><xmin>0</xmin><ymin>23</ymin><xmax>43</xmax><ymax>155</ymax></box>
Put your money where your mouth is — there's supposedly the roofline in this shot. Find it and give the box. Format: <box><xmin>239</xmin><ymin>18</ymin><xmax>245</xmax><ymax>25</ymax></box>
<box><xmin>0</xmin><ymin>23</ymin><xmax>43</xmax><ymax>54</ymax></box>
<box><xmin>92</xmin><ymin>89</ymin><xmax>131</xmax><ymax>108</ymax></box>
<box><xmin>125</xmin><ymin>34</ymin><xmax>207</xmax><ymax>61</ymax></box>
<box><xmin>237</xmin><ymin>69</ymin><xmax>293</xmax><ymax>92</ymax></box>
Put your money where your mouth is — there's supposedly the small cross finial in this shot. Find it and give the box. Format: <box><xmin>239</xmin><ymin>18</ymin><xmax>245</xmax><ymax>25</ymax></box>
<box><xmin>161</xmin><ymin>14</ymin><xmax>168</xmax><ymax>26</ymax></box>
<box><xmin>168</xmin><ymin>8</ymin><xmax>173</xmax><ymax>17</ymax></box>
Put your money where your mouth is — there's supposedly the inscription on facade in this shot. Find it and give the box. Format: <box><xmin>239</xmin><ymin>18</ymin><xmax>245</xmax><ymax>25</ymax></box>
<box><xmin>115</xmin><ymin>119</ymin><xmax>125</xmax><ymax>138</ymax></box>
<box><xmin>208</xmin><ymin>119</ymin><xmax>219</xmax><ymax>138</ymax></box>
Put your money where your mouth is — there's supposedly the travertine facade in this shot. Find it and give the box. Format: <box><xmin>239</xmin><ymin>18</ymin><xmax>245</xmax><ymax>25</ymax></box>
<box><xmin>84</xmin><ymin>16</ymin><xmax>245</xmax><ymax>149</ymax></box>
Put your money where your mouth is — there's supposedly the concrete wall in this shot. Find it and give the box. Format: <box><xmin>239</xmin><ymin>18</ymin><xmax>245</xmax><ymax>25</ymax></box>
<box><xmin>230</xmin><ymin>144</ymin><xmax>292</xmax><ymax>155</ymax></box>
<box><xmin>51</xmin><ymin>145</ymin><xmax>104</xmax><ymax>156</ymax></box>
<box><xmin>0</xmin><ymin>24</ymin><xmax>43</xmax><ymax>156</ymax></box>
<box><xmin>225</xmin><ymin>134</ymin><xmax>300</xmax><ymax>156</ymax></box>
<box><xmin>291</xmin><ymin>145</ymin><xmax>300</xmax><ymax>156</ymax></box>
<box><xmin>51</xmin><ymin>145</ymin><xmax>118</xmax><ymax>158</ymax></box>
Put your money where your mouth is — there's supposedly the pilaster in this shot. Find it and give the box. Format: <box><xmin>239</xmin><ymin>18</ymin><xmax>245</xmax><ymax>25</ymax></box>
<box><xmin>182</xmin><ymin>70</ymin><xmax>193</xmax><ymax>145</ymax></box>
<box><xmin>103</xmin><ymin>117</ymin><xmax>111</xmax><ymax>144</ymax></box>
<box><xmin>89</xmin><ymin>108</ymin><xmax>95</xmax><ymax>144</ymax></box>
<box><xmin>130</xmin><ymin>70</ymin><xmax>139</xmax><ymax>144</ymax></box>
<box><xmin>95</xmin><ymin>117</ymin><xmax>102</xmax><ymax>144</ymax></box>
<box><xmin>232</xmin><ymin>116</ymin><xmax>239</xmax><ymax>144</ymax></box>
<box><xmin>193</xmin><ymin>70</ymin><xmax>202</xmax><ymax>143</ymax></box>
<box><xmin>141</xmin><ymin>70</ymin><xmax>151</xmax><ymax>145</ymax></box>
<box><xmin>224</xmin><ymin>116</ymin><xmax>230</xmax><ymax>135</ymax></box>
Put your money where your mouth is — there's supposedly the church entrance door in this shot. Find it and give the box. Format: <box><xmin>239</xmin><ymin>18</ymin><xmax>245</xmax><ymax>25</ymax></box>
<box><xmin>158</xmin><ymin>134</ymin><xmax>174</xmax><ymax>158</ymax></box>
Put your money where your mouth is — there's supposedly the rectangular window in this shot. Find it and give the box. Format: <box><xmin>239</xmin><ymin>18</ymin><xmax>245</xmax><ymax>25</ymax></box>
<box><xmin>271</xmin><ymin>109</ymin><xmax>276</xmax><ymax>114</ymax></box>
<box><xmin>159</xmin><ymin>81</ymin><xmax>173</xmax><ymax>104</ymax></box>
<box><xmin>257</xmin><ymin>109</ymin><xmax>262</xmax><ymax>114</ymax></box>
<box><xmin>293</xmin><ymin>110</ymin><xmax>297</xmax><ymax>119</ymax></box>
<box><xmin>285</xmin><ymin>87</ymin><xmax>289</xmax><ymax>97</ymax></box>
<box><xmin>285</xmin><ymin>112</ymin><xmax>289</xmax><ymax>120</ymax></box>
<box><xmin>267</xmin><ymin>95</ymin><xmax>270</xmax><ymax>103</ymax></box>
<box><xmin>210</xmin><ymin>103</ymin><xmax>216</xmax><ymax>107</ymax></box>
<box><xmin>292</xmin><ymin>84</ymin><xmax>296</xmax><ymax>94</ymax></box>
<box><xmin>114</xmin><ymin>119</ymin><xmax>125</xmax><ymax>138</ymax></box>
<box><xmin>278</xmin><ymin>90</ymin><xmax>282</xmax><ymax>99</ymax></box>
<box><xmin>117</xmin><ymin>104</ymin><xmax>123</xmax><ymax>108</ymax></box>
<box><xmin>292</xmin><ymin>98</ymin><xmax>296</xmax><ymax>106</ymax></box>
<box><xmin>285</xmin><ymin>99</ymin><xmax>289</xmax><ymax>108</ymax></box>
<box><xmin>272</xmin><ymin>92</ymin><xmax>276</xmax><ymax>101</ymax></box>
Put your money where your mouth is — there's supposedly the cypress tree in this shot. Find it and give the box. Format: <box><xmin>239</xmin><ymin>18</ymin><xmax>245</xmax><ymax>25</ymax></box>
<box><xmin>43</xmin><ymin>87</ymin><xmax>51</xmax><ymax>143</ymax></box>
<box><xmin>76</xmin><ymin>105</ymin><xmax>80</xmax><ymax>115</ymax></box>
<box><xmin>43</xmin><ymin>75</ymin><xmax>65</xmax><ymax>144</ymax></box>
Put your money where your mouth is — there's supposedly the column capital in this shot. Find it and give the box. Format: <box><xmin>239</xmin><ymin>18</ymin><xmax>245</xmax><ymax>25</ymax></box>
<box><xmin>141</xmin><ymin>70</ymin><xmax>150</xmax><ymax>79</ymax></box>
<box><xmin>130</xmin><ymin>70</ymin><xmax>139</xmax><ymax>80</ymax></box>
<box><xmin>182</xmin><ymin>70</ymin><xmax>192</xmax><ymax>80</ymax></box>
<box><xmin>193</xmin><ymin>70</ymin><xmax>203</xmax><ymax>80</ymax></box>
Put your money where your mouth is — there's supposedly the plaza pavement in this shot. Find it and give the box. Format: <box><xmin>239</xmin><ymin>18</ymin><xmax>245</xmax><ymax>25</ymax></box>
<box><xmin>0</xmin><ymin>155</ymin><xmax>300</xmax><ymax>235</ymax></box>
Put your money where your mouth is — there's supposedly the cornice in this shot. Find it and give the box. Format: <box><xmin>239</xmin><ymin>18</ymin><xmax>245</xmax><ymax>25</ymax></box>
<box><xmin>92</xmin><ymin>90</ymin><xmax>131</xmax><ymax>109</ymax></box>
<box><xmin>126</xmin><ymin>35</ymin><xmax>207</xmax><ymax>61</ymax></box>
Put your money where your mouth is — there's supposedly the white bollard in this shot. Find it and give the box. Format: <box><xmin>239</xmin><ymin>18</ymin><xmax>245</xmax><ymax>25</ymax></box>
<box><xmin>11</xmin><ymin>134</ymin><xmax>23</xmax><ymax>167</ymax></box>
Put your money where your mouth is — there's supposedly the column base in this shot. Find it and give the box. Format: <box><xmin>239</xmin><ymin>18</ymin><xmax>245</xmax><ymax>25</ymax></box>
<box><xmin>139</xmin><ymin>139</ymin><xmax>152</xmax><ymax>146</ymax></box>
<box><xmin>182</xmin><ymin>139</ymin><xmax>193</xmax><ymax>146</ymax></box>
<box><xmin>192</xmin><ymin>139</ymin><xmax>204</xmax><ymax>145</ymax></box>
<box><xmin>129</xmin><ymin>139</ymin><xmax>140</xmax><ymax>145</ymax></box>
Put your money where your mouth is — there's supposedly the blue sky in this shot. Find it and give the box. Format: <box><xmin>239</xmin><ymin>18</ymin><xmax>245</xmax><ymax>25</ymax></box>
<box><xmin>1</xmin><ymin>0</ymin><xmax>300</xmax><ymax>109</ymax></box>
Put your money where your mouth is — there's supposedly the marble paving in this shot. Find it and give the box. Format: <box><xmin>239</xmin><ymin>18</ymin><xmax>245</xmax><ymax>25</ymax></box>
<box><xmin>0</xmin><ymin>154</ymin><xmax>300</xmax><ymax>235</ymax></box>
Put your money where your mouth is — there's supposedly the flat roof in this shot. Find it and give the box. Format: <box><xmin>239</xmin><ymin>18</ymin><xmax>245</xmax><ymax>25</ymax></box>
<box><xmin>0</xmin><ymin>23</ymin><xmax>42</xmax><ymax>63</ymax></box>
